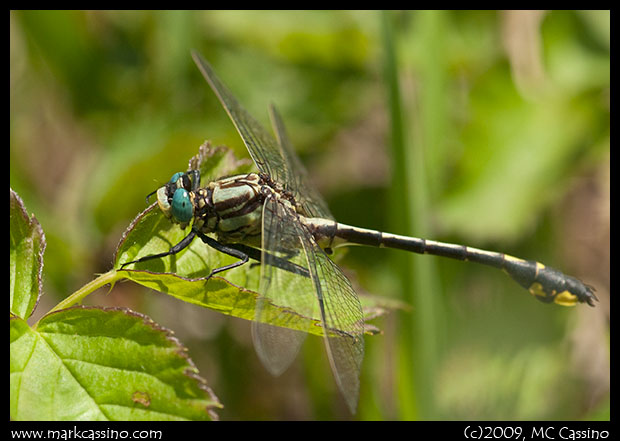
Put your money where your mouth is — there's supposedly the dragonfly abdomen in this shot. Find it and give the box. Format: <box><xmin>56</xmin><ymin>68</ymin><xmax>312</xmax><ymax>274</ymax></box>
<box><xmin>304</xmin><ymin>219</ymin><xmax>596</xmax><ymax>307</ymax></box>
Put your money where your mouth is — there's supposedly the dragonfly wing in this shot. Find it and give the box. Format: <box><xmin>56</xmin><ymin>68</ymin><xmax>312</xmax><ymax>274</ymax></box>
<box><xmin>298</xmin><ymin>231</ymin><xmax>365</xmax><ymax>414</ymax></box>
<box><xmin>252</xmin><ymin>195</ymin><xmax>316</xmax><ymax>375</ymax></box>
<box><xmin>192</xmin><ymin>51</ymin><xmax>334</xmax><ymax>220</ymax></box>
<box><xmin>194</xmin><ymin>51</ymin><xmax>363</xmax><ymax>411</ymax></box>
<box><xmin>253</xmin><ymin>194</ymin><xmax>364</xmax><ymax>414</ymax></box>
<box><xmin>269</xmin><ymin>104</ymin><xmax>334</xmax><ymax>220</ymax></box>
<box><xmin>192</xmin><ymin>51</ymin><xmax>288</xmax><ymax>185</ymax></box>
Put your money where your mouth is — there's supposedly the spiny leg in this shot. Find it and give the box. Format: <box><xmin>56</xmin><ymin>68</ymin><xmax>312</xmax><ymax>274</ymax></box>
<box><xmin>193</xmin><ymin>231</ymin><xmax>250</xmax><ymax>277</ymax></box>
<box><xmin>194</xmin><ymin>232</ymin><xmax>311</xmax><ymax>279</ymax></box>
<box><xmin>227</xmin><ymin>243</ymin><xmax>310</xmax><ymax>278</ymax></box>
<box><xmin>120</xmin><ymin>230</ymin><xmax>197</xmax><ymax>269</ymax></box>
<box><xmin>120</xmin><ymin>228</ymin><xmax>248</xmax><ymax>278</ymax></box>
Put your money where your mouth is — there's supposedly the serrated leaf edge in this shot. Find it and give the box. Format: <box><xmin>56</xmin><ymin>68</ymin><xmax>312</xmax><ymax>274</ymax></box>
<box><xmin>10</xmin><ymin>188</ymin><xmax>47</xmax><ymax>319</ymax></box>
<box><xmin>38</xmin><ymin>305</ymin><xmax>222</xmax><ymax>420</ymax></box>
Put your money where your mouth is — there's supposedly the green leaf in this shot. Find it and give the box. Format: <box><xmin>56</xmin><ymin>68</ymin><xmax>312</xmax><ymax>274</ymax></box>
<box><xmin>10</xmin><ymin>188</ymin><xmax>46</xmax><ymax>319</ymax></box>
<box><xmin>121</xmin><ymin>269</ymin><xmax>391</xmax><ymax>337</ymax></box>
<box><xmin>127</xmin><ymin>270</ymin><xmax>328</xmax><ymax>334</ymax></box>
<box><xmin>10</xmin><ymin>306</ymin><xmax>221</xmax><ymax>421</ymax></box>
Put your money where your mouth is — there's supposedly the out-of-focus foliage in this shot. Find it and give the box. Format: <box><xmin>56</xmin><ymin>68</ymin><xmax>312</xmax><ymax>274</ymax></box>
<box><xmin>10</xmin><ymin>10</ymin><xmax>609</xmax><ymax>420</ymax></box>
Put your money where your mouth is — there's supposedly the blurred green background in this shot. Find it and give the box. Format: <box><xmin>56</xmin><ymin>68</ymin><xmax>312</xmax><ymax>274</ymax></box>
<box><xmin>10</xmin><ymin>10</ymin><xmax>609</xmax><ymax>420</ymax></box>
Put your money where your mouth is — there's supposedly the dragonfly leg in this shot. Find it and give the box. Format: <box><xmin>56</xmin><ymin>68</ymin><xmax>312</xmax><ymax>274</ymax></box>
<box><xmin>120</xmin><ymin>230</ymin><xmax>197</xmax><ymax>269</ymax></box>
<box><xmin>229</xmin><ymin>243</ymin><xmax>310</xmax><ymax>278</ymax></box>
<box><xmin>194</xmin><ymin>232</ymin><xmax>311</xmax><ymax>279</ymax></box>
<box><xmin>223</xmin><ymin>243</ymin><xmax>262</xmax><ymax>261</ymax></box>
<box><xmin>193</xmin><ymin>231</ymin><xmax>250</xmax><ymax>278</ymax></box>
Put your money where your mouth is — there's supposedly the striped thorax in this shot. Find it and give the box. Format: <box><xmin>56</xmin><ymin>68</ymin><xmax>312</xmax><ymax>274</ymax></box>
<box><xmin>204</xmin><ymin>173</ymin><xmax>265</xmax><ymax>243</ymax></box>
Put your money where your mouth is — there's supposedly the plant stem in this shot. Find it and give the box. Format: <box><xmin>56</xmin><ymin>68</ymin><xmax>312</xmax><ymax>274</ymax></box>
<box><xmin>45</xmin><ymin>270</ymin><xmax>122</xmax><ymax>316</ymax></box>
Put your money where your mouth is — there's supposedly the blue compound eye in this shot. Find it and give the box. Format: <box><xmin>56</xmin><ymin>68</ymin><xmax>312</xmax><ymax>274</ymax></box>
<box><xmin>171</xmin><ymin>188</ymin><xmax>193</xmax><ymax>223</ymax></box>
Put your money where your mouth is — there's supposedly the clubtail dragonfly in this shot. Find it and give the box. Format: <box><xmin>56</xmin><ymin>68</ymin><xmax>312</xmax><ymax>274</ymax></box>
<box><xmin>120</xmin><ymin>51</ymin><xmax>597</xmax><ymax>413</ymax></box>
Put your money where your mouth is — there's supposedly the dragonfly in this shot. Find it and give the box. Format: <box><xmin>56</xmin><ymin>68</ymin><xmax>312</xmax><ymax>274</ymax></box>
<box><xmin>120</xmin><ymin>51</ymin><xmax>597</xmax><ymax>414</ymax></box>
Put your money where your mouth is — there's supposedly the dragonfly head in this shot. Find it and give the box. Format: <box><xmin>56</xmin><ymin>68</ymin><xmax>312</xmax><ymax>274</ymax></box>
<box><xmin>155</xmin><ymin>172</ymin><xmax>195</xmax><ymax>227</ymax></box>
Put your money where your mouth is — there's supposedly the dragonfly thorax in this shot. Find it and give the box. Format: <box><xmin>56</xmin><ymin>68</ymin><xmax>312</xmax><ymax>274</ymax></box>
<box><xmin>201</xmin><ymin>173</ymin><xmax>266</xmax><ymax>243</ymax></box>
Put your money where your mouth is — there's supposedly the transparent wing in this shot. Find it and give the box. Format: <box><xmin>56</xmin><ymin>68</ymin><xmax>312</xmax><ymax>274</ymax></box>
<box><xmin>268</xmin><ymin>104</ymin><xmax>334</xmax><ymax>219</ymax></box>
<box><xmin>192</xmin><ymin>51</ymin><xmax>333</xmax><ymax>220</ymax></box>
<box><xmin>252</xmin><ymin>195</ymin><xmax>316</xmax><ymax>375</ymax></box>
<box><xmin>299</xmin><ymin>228</ymin><xmax>364</xmax><ymax>414</ymax></box>
<box><xmin>194</xmin><ymin>51</ymin><xmax>363</xmax><ymax>412</ymax></box>
<box><xmin>253</xmin><ymin>194</ymin><xmax>364</xmax><ymax>413</ymax></box>
<box><xmin>192</xmin><ymin>51</ymin><xmax>286</xmax><ymax>182</ymax></box>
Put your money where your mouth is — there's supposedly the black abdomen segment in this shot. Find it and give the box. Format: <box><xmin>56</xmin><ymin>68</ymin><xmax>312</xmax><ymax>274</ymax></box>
<box><xmin>328</xmin><ymin>222</ymin><xmax>597</xmax><ymax>307</ymax></box>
